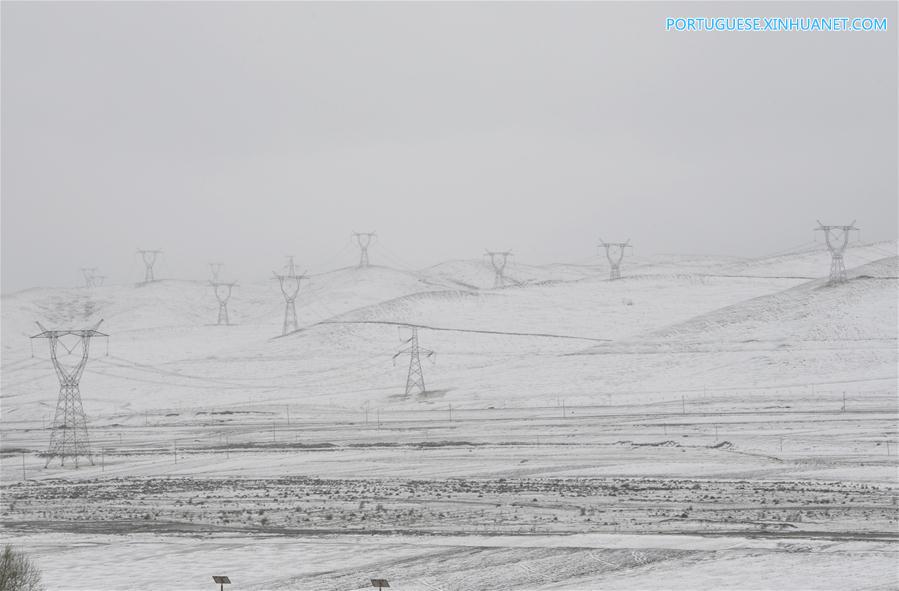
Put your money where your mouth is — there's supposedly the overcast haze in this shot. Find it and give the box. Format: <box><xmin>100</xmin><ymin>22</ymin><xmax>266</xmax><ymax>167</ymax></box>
<box><xmin>2</xmin><ymin>1</ymin><xmax>896</xmax><ymax>292</ymax></box>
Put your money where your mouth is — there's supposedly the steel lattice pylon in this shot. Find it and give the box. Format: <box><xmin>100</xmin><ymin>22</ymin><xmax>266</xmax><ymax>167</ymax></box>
<box><xmin>815</xmin><ymin>220</ymin><xmax>858</xmax><ymax>284</ymax></box>
<box><xmin>353</xmin><ymin>232</ymin><xmax>376</xmax><ymax>268</ymax></box>
<box><xmin>209</xmin><ymin>262</ymin><xmax>224</xmax><ymax>282</ymax></box>
<box><xmin>137</xmin><ymin>249</ymin><xmax>162</xmax><ymax>284</ymax></box>
<box><xmin>393</xmin><ymin>327</ymin><xmax>435</xmax><ymax>396</ymax></box>
<box><xmin>80</xmin><ymin>267</ymin><xmax>105</xmax><ymax>288</ymax></box>
<box><xmin>598</xmin><ymin>238</ymin><xmax>632</xmax><ymax>280</ymax></box>
<box><xmin>274</xmin><ymin>257</ymin><xmax>306</xmax><ymax>336</ymax></box>
<box><xmin>485</xmin><ymin>250</ymin><xmax>512</xmax><ymax>288</ymax></box>
<box><xmin>32</xmin><ymin>320</ymin><xmax>108</xmax><ymax>468</ymax></box>
<box><xmin>211</xmin><ymin>281</ymin><xmax>237</xmax><ymax>325</ymax></box>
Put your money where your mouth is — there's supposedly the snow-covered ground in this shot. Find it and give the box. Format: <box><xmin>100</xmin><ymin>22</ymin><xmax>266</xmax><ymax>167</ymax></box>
<box><xmin>2</xmin><ymin>531</ymin><xmax>894</xmax><ymax>591</ymax></box>
<box><xmin>1</xmin><ymin>241</ymin><xmax>897</xmax><ymax>590</ymax></box>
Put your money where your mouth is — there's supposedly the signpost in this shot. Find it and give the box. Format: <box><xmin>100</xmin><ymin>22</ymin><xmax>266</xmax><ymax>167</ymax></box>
<box><xmin>212</xmin><ymin>575</ymin><xmax>231</xmax><ymax>591</ymax></box>
<box><xmin>371</xmin><ymin>578</ymin><xmax>390</xmax><ymax>589</ymax></box>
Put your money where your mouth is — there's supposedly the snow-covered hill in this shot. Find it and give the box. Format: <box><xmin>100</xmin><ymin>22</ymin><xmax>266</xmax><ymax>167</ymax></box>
<box><xmin>2</xmin><ymin>242</ymin><xmax>895</xmax><ymax>422</ymax></box>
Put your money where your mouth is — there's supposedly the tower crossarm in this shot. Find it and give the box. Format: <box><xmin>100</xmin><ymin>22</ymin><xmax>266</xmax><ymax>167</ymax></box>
<box><xmin>392</xmin><ymin>346</ymin><xmax>434</xmax><ymax>361</ymax></box>
<box><xmin>816</xmin><ymin>221</ymin><xmax>857</xmax><ymax>251</ymax></box>
<box><xmin>485</xmin><ymin>251</ymin><xmax>512</xmax><ymax>271</ymax></box>
<box><xmin>211</xmin><ymin>281</ymin><xmax>237</xmax><ymax>303</ymax></box>
<box><xmin>137</xmin><ymin>249</ymin><xmax>162</xmax><ymax>264</ymax></box>
<box><xmin>273</xmin><ymin>272</ymin><xmax>306</xmax><ymax>301</ymax></box>
<box><xmin>353</xmin><ymin>232</ymin><xmax>376</xmax><ymax>247</ymax></box>
<box><xmin>31</xmin><ymin>328</ymin><xmax>108</xmax><ymax>340</ymax></box>
<box><xmin>598</xmin><ymin>238</ymin><xmax>632</xmax><ymax>263</ymax></box>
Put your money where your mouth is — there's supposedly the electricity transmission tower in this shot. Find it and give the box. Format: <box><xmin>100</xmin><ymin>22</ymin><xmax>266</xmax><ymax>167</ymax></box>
<box><xmin>209</xmin><ymin>262</ymin><xmax>224</xmax><ymax>282</ymax></box>
<box><xmin>598</xmin><ymin>238</ymin><xmax>632</xmax><ymax>280</ymax></box>
<box><xmin>815</xmin><ymin>220</ymin><xmax>859</xmax><ymax>284</ymax></box>
<box><xmin>137</xmin><ymin>249</ymin><xmax>162</xmax><ymax>284</ymax></box>
<box><xmin>284</xmin><ymin>255</ymin><xmax>299</xmax><ymax>276</ymax></box>
<box><xmin>80</xmin><ymin>268</ymin><xmax>105</xmax><ymax>288</ymax></box>
<box><xmin>274</xmin><ymin>257</ymin><xmax>306</xmax><ymax>335</ymax></box>
<box><xmin>31</xmin><ymin>320</ymin><xmax>108</xmax><ymax>468</ymax></box>
<box><xmin>353</xmin><ymin>232</ymin><xmax>376</xmax><ymax>268</ymax></box>
<box><xmin>485</xmin><ymin>250</ymin><xmax>512</xmax><ymax>288</ymax></box>
<box><xmin>393</xmin><ymin>327</ymin><xmax>435</xmax><ymax>396</ymax></box>
<box><xmin>210</xmin><ymin>281</ymin><xmax>237</xmax><ymax>325</ymax></box>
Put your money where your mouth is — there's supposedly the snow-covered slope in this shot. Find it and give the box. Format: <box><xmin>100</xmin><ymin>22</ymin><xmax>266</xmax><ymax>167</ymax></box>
<box><xmin>331</xmin><ymin>275</ymin><xmax>803</xmax><ymax>341</ymax></box>
<box><xmin>703</xmin><ymin>240</ymin><xmax>896</xmax><ymax>279</ymax></box>
<box><xmin>1</xmin><ymin>266</ymin><xmax>455</xmax><ymax>355</ymax></box>
<box><xmin>628</xmin><ymin>256</ymin><xmax>898</xmax><ymax>347</ymax></box>
<box><xmin>419</xmin><ymin>259</ymin><xmax>596</xmax><ymax>290</ymax></box>
<box><xmin>2</xmin><ymin>244</ymin><xmax>896</xmax><ymax>423</ymax></box>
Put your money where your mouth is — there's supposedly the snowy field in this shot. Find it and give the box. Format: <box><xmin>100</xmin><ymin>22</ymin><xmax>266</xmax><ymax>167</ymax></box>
<box><xmin>1</xmin><ymin>241</ymin><xmax>897</xmax><ymax>590</ymax></box>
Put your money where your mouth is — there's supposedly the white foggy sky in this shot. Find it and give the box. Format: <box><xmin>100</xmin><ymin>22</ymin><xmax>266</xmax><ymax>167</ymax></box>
<box><xmin>2</xmin><ymin>1</ymin><xmax>896</xmax><ymax>291</ymax></box>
